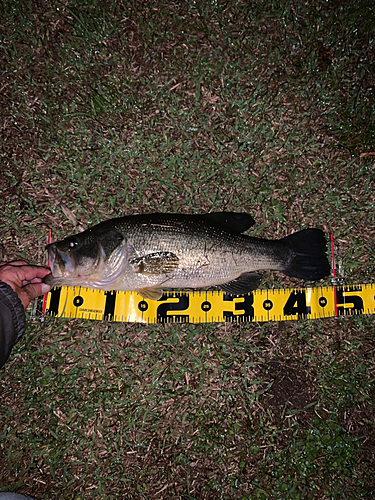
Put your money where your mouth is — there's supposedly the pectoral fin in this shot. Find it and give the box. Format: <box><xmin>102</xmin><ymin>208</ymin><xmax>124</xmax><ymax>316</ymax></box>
<box><xmin>130</xmin><ymin>252</ymin><xmax>179</xmax><ymax>275</ymax></box>
<box><xmin>218</xmin><ymin>273</ymin><xmax>262</xmax><ymax>294</ymax></box>
<box><xmin>138</xmin><ymin>287</ymin><xmax>164</xmax><ymax>300</ymax></box>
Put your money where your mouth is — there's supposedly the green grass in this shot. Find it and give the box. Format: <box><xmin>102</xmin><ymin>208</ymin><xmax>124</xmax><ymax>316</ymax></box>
<box><xmin>1</xmin><ymin>0</ymin><xmax>375</xmax><ymax>498</ymax></box>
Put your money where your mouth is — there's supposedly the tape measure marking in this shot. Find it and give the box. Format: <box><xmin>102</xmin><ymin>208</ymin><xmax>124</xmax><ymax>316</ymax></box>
<box><xmin>41</xmin><ymin>284</ymin><xmax>375</xmax><ymax>323</ymax></box>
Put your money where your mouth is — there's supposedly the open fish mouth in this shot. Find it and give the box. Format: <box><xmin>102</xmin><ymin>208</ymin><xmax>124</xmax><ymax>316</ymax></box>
<box><xmin>48</xmin><ymin>244</ymin><xmax>56</xmax><ymax>274</ymax></box>
<box><xmin>47</xmin><ymin>243</ymin><xmax>76</xmax><ymax>277</ymax></box>
<box><xmin>44</xmin><ymin>244</ymin><xmax>83</xmax><ymax>287</ymax></box>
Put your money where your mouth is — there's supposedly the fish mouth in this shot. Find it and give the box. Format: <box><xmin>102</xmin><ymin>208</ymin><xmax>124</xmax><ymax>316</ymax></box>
<box><xmin>47</xmin><ymin>243</ymin><xmax>56</xmax><ymax>274</ymax></box>
<box><xmin>44</xmin><ymin>238</ymin><xmax>128</xmax><ymax>289</ymax></box>
<box><xmin>44</xmin><ymin>243</ymin><xmax>81</xmax><ymax>287</ymax></box>
<box><xmin>47</xmin><ymin>243</ymin><xmax>76</xmax><ymax>277</ymax></box>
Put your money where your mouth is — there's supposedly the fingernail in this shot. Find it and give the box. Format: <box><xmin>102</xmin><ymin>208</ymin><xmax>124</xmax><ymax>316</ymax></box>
<box><xmin>41</xmin><ymin>284</ymin><xmax>51</xmax><ymax>295</ymax></box>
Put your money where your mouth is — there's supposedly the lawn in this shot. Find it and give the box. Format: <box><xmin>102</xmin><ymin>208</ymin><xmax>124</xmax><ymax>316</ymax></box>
<box><xmin>1</xmin><ymin>0</ymin><xmax>374</xmax><ymax>498</ymax></box>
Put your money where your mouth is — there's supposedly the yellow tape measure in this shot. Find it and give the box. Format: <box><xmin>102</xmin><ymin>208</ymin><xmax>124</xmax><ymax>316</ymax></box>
<box><xmin>41</xmin><ymin>284</ymin><xmax>375</xmax><ymax>323</ymax></box>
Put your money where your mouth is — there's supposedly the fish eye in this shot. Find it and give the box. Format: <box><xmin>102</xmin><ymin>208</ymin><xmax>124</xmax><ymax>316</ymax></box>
<box><xmin>68</xmin><ymin>238</ymin><xmax>79</xmax><ymax>248</ymax></box>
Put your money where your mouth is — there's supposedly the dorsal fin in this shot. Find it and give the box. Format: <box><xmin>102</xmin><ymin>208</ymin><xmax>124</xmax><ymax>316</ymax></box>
<box><xmin>202</xmin><ymin>212</ymin><xmax>255</xmax><ymax>233</ymax></box>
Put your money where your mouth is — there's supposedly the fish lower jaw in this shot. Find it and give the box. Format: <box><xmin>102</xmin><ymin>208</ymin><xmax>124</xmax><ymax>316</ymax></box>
<box><xmin>45</xmin><ymin>276</ymin><xmax>127</xmax><ymax>290</ymax></box>
<box><xmin>43</xmin><ymin>274</ymin><xmax>65</xmax><ymax>287</ymax></box>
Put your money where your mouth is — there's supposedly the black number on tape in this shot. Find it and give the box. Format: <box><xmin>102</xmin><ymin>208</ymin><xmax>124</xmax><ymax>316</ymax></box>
<box><xmin>157</xmin><ymin>293</ymin><xmax>190</xmax><ymax>323</ymax></box>
<box><xmin>104</xmin><ymin>291</ymin><xmax>116</xmax><ymax>320</ymax></box>
<box><xmin>337</xmin><ymin>286</ymin><xmax>364</xmax><ymax>315</ymax></box>
<box><xmin>48</xmin><ymin>287</ymin><xmax>62</xmax><ymax>316</ymax></box>
<box><xmin>223</xmin><ymin>293</ymin><xmax>255</xmax><ymax>322</ymax></box>
<box><xmin>283</xmin><ymin>291</ymin><xmax>311</xmax><ymax>318</ymax></box>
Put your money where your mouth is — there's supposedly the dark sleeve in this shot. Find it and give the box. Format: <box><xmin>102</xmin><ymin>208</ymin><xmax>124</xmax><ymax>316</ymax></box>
<box><xmin>0</xmin><ymin>281</ymin><xmax>26</xmax><ymax>369</ymax></box>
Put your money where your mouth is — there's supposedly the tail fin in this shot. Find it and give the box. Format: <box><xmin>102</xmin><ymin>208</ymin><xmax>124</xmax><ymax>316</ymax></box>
<box><xmin>281</xmin><ymin>229</ymin><xmax>330</xmax><ymax>281</ymax></box>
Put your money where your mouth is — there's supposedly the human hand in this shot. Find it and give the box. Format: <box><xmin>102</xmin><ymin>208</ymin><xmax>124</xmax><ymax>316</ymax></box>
<box><xmin>0</xmin><ymin>261</ymin><xmax>51</xmax><ymax>310</ymax></box>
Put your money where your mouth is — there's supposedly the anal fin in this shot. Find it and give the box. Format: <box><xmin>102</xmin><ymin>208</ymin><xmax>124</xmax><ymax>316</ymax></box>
<box><xmin>218</xmin><ymin>273</ymin><xmax>262</xmax><ymax>294</ymax></box>
<box><xmin>138</xmin><ymin>287</ymin><xmax>164</xmax><ymax>301</ymax></box>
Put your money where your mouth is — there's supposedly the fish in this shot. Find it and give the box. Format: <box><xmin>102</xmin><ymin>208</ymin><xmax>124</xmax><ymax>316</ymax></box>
<box><xmin>44</xmin><ymin>212</ymin><xmax>330</xmax><ymax>300</ymax></box>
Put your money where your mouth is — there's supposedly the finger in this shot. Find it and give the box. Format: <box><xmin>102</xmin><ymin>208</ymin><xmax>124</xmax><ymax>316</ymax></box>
<box><xmin>27</xmin><ymin>282</ymin><xmax>51</xmax><ymax>297</ymax></box>
<box><xmin>5</xmin><ymin>260</ymin><xmax>29</xmax><ymax>267</ymax></box>
<box><xmin>16</xmin><ymin>288</ymin><xmax>33</xmax><ymax>309</ymax></box>
<box><xmin>29</xmin><ymin>277</ymin><xmax>45</xmax><ymax>284</ymax></box>
<box><xmin>18</xmin><ymin>283</ymin><xmax>51</xmax><ymax>309</ymax></box>
<box><xmin>21</xmin><ymin>278</ymin><xmax>46</xmax><ymax>287</ymax></box>
<box><xmin>0</xmin><ymin>261</ymin><xmax>28</xmax><ymax>269</ymax></box>
<box><xmin>14</xmin><ymin>266</ymin><xmax>52</xmax><ymax>283</ymax></box>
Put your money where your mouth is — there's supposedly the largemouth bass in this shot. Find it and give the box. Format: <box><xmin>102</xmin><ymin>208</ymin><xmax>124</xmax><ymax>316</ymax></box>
<box><xmin>44</xmin><ymin>212</ymin><xmax>330</xmax><ymax>300</ymax></box>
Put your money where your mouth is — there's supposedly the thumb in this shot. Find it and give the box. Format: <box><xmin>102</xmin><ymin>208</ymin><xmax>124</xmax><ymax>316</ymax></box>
<box><xmin>18</xmin><ymin>283</ymin><xmax>51</xmax><ymax>309</ymax></box>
